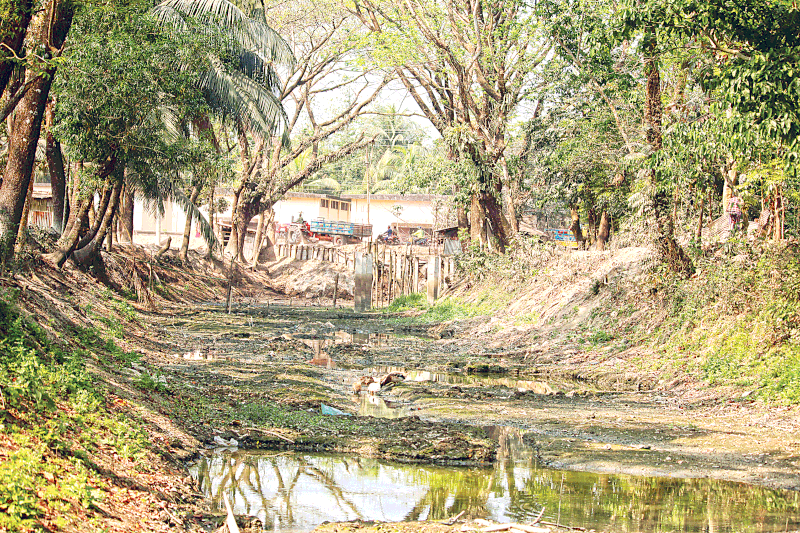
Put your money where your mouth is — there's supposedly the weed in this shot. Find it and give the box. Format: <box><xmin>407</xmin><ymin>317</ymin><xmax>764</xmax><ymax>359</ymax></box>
<box><xmin>135</xmin><ymin>371</ymin><xmax>167</xmax><ymax>393</ymax></box>
<box><xmin>0</xmin><ymin>293</ymin><xmax>146</xmax><ymax>527</ymax></box>
<box><xmin>384</xmin><ymin>293</ymin><xmax>426</xmax><ymax>312</ymax></box>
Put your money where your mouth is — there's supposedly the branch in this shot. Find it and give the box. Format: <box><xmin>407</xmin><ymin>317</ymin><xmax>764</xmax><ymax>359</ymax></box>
<box><xmin>265</xmin><ymin>134</ymin><xmax>378</xmax><ymax>207</ymax></box>
<box><xmin>0</xmin><ymin>74</ymin><xmax>42</xmax><ymax>123</ymax></box>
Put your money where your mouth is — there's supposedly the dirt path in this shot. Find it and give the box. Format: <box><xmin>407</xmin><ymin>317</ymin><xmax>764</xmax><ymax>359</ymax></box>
<box><xmin>134</xmin><ymin>302</ymin><xmax>800</xmax><ymax>491</ymax></box>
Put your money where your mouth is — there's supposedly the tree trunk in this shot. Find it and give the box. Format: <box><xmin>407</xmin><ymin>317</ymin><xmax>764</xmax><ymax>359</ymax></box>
<box><xmin>44</xmin><ymin>198</ymin><xmax>91</xmax><ymax>267</ymax></box>
<box><xmin>0</xmin><ymin>0</ymin><xmax>34</xmax><ymax>99</ymax></box>
<box><xmin>231</xmin><ymin>199</ymin><xmax>256</xmax><ymax>262</ymax></box>
<box><xmin>61</xmin><ymin>162</ymin><xmax>82</xmax><ymax>240</ymax></box>
<box><xmin>596</xmin><ymin>210</ymin><xmax>610</xmax><ymax>251</ymax></box>
<box><xmin>469</xmin><ymin>193</ymin><xmax>484</xmax><ymax>245</ymax></box>
<box><xmin>226</xmin><ymin>188</ymin><xmax>242</xmax><ymax>258</ymax></box>
<box><xmin>0</xmin><ymin>0</ymin><xmax>73</xmax><ymax>265</ymax></box>
<box><xmin>106</xmin><ymin>220</ymin><xmax>113</xmax><ymax>251</ymax></box>
<box><xmin>250</xmin><ymin>210</ymin><xmax>265</xmax><ymax>264</ymax></box>
<box><xmin>77</xmin><ymin>185</ymin><xmax>112</xmax><ymax>249</ymax></box>
<box><xmin>44</xmin><ymin>156</ymin><xmax>116</xmax><ymax>267</ymax></box>
<box><xmin>45</xmin><ymin>100</ymin><xmax>67</xmax><ymax>233</ymax></box>
<box><xmin>119</xmin><ymin>182</ymin><xmax>134</xmax><ymax>243</ymax></box>
<box><xmin>14</xmin><ymin>177</ymin><xmax>34</xmax><ymax>255</ymax></box>
<box><xmin>477</xmin><ymin>187</ymin><xmax>508</xmax><ymax>253</ymax></box>
<box><xmin>695</xmin><ymin>193</ymin><xmax>705</xmax><ymax>242</ymax></box>
<box><xmin>643</xmin><ymin>33</ymin><xmax>693</xmax><ymax>276</ymax></box>
<box><xmin>569</xmin><ymin>205</ymin><xmax>584</xmax><ymax>248</ymax></box>
<box><xmin>205</xmin><ymin>185</ymin><xmax>216</xmax><ymax>259</ymax></box>
<box><xmin>73</xmin><ymin>181</ymin><xmax>123</xmax><ymax>265</ymax></box>
<box><xmin>586</xmin><ymin>208</ymin><xmax>598</xmax><ymax>247</ymax></box>
<box><xmin>179</xmin><ymin>183</ymin><xmax>201</xmax><ymax>262</ymax></box>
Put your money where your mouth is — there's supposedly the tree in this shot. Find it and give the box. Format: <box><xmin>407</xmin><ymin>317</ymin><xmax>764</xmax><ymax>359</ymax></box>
<box><xmin>0</xmin><ymin>0</ymin><xmax>73</xmax><ymax>267</ymax></box>
<box><xmin>353</xmin><ymin>0</ymin><xmax>552</xmax><ymax>251</ymax></box>
<box><xmin>219</xmin><ymin>0</ymin><xmax>390</xmax><ymax>261</ymax></box>
<box><xmin>44</xmin><ymin>0</ymin><xmax>214</xmax><ymax>267</ymax></box>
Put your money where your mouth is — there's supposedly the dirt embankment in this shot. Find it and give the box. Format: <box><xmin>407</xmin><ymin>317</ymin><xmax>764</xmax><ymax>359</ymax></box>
<box><xmin>1</xmin><ymin>246</ymin><xmax>492</xmax><ymax>532</ymax></box>
<box><xmin>4</xmin><ymin>242</ymin><xmax>800</xmax><ymax>532</ymax></box>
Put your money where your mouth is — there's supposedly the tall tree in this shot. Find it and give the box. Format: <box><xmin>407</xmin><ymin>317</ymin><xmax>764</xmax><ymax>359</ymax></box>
<box><xmin>0</xmin><ymin>0</ymin><xmax>34</xmax><ymax>99</ymax></box>
<box><xmin>353</xmin><ymin>0</ymin><xmax>551</xmax><ymax>251</ymax></box>
<box><xmin>222</xmin><ymin>0</ymin><xmax>389</xmax><ymax>261</ymax></box>
<box><xmin>45</xmin><ymin>0</ymin><xmax>215</xmax><ymax>266</ymax></box>
<box><xmin>0</xmin><ymin>0</ymin><xmax>74</xmax><ymax>267</ymax></box>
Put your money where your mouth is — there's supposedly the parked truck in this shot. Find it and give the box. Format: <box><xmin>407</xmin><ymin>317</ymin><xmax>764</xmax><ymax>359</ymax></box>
<box><xmin>277</xmin><ymin>218</ymin><xmax>373</xmax><ymax>246</ymax></box>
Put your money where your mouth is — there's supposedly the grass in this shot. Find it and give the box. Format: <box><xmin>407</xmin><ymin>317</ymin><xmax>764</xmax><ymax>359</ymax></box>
<box><xmin>653</xmin><ymin>248</ymin><xmax>800</xmax><ymax>403</ymax></box>
<box><xmin>384</xmin><ymin>290</ymin><xmax>511</xmax><ymax>324</ymax></box>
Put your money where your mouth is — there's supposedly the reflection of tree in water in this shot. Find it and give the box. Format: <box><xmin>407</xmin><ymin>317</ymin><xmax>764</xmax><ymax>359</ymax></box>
<box><xmin>192</xmin><ymin>435</ymin><xmax>800</xmax><ymax>533</ymax></box>
<box><xmin>195</xmin><ymin>451</ymin><xmax>365</xmax><ymax>528</ymax></box>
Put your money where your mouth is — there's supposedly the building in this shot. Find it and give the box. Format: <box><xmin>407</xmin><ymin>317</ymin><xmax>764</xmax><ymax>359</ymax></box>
<box><xmin>273</xmin><ymin>192</ymin><xmax>455</xmax><ymax>240</ymax></box>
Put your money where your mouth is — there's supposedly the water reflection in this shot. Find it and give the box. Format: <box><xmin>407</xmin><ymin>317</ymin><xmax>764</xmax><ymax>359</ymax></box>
<box><xmin>298</xmin><ymin>331</ymin><xmax>399</xmax><ymax>368</ymax></box>
<box><xmin>369</xmin><ymin>367</ymin><xmax>562</xmax><ymax>394</ymax></box>
<box><xmin>358</xmin><ymin>395</ymin><xmax>412</xmax><ymax>419</ymax></box>
<box><xmin>190</xmin><ymin>427</ymin><xmax>800</xmax><ymax>533</ymax></box>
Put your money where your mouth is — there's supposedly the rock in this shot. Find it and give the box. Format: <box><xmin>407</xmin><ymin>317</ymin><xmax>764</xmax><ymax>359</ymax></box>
<box><xmin>379</xmin><ymin>372</ymin><xmax>406</xmax><ymax>387</ymax></box>
<box><xmin>213</xmin><ymin>435</ymin><xmax>238</xmax><ymax>447</ymax></box>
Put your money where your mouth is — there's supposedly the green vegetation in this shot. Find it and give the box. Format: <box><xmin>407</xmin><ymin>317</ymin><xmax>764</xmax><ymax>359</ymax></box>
<box><xmin>0</xmin><ymin>292</ymin><xmax>149</xmax><ymax>529</ymax></box>
<box><xmin>654</xmin><ymin>246</ymin><xmax>800</xmax><ymax>402</ymax></box>
<box><xmin>385</xmin><ymin>291</ymin><xmax>511</xmax><ymax>323</ymax></box>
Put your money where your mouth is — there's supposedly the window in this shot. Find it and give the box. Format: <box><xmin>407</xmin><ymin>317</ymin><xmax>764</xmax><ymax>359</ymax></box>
<box><xmin>332</xmin><ymin>201</ymin><xmax>339</xmax><ymax>210</ymax></box>
<box><xmin>320</xmin><ymin>199</ymin><xmax>328</xmax><ymax>208</ymax></box>
<box><xmin>341</xmin><ymin>203</ymin><xmax>349</xmax><ymax>212</ymax></box>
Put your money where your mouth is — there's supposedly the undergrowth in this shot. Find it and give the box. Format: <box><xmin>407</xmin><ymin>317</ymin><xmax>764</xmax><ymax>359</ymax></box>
<box><xmin>655</xmin><ymin>243</ymin><xmax>800</xmax><ymax>403</ymax></box>
<box><xmin>0</xmin><ymin>291</ymin><xmax>148</xmax><ymax>530</ymax></box>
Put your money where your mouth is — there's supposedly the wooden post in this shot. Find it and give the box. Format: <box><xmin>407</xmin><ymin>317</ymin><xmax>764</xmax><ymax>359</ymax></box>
<box><xmin>333</xmin><ymin>273</ymin><xmax>339</xmax><ymax>308</ymax></box>
<box><xmin>388</xmin><ymin>251</ymin><xmax>394</xmax><ymax>302</ymax></box>
<box><xmin>225</xmin><ymin>256</ymin><xmax>235</xmax><ymax>314</ymax></box>
<box><xmin>427</xmin><ymin>255</ymin><xmax>440</xmax><ymax>304</ymax></box>
<box><xmin>412</xmin><ymin>256</ymin><xmax>419</xmax><ymax>293</ymax></box>
<box><xmin>401</xmin><ymin>248</ymin><xmax>406</xmax><ymax>295</ymax></box>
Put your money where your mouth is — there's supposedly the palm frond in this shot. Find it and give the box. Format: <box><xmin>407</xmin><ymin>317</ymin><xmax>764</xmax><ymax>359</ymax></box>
<box><xmin>171</xmin><ymin>186</ymin><xmax>217</xmax><ymax>248</ymax></box>
<box><xmin>200</xmin><ymin>58</ymin><xmax>288</xmax><ymax>141</ymax></box>
<box><xmin>125</xmin><ymin>166</ymin><xmax>217</xmax><ymax>247</ymax></box>
<box><xmin>153</xmin><ymin>0</ymin><xmax>294</xmax><ymax>66</ymax></box>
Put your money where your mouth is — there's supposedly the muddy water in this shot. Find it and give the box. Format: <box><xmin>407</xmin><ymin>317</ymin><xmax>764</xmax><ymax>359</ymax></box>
<box><xmin>190</xmin><ymin>427</ymin><xmax>800</xmax><ymax>533</ymax></box>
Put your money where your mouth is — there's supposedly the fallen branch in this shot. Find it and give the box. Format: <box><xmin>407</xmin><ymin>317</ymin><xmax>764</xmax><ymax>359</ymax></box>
<box><xmin>242</xmin><ymin>427</ymin><xmax>295</xmax><ymax>443</ymax></box>
<box><xmin>441</xmin><ymin>511</ymin><xmax>465</xmax><ymax>525</ymax></box>
<box><xmin>539</xmin><ymin>522</ymin><xmax>585</xmax><ymax>531</ymax></box>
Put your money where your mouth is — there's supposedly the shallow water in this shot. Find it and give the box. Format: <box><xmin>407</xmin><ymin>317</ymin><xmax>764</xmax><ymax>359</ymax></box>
<box><xmin>190</xmin><ymin>427</ymin><xmax>800</xmax><ymax>533</ymax></box>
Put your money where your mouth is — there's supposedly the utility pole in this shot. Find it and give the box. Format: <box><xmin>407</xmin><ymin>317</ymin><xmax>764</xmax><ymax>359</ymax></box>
<box><xmin>365</xmin><ymin>142</ymin><xmax>373</xmax><ymax>225</ymax></box>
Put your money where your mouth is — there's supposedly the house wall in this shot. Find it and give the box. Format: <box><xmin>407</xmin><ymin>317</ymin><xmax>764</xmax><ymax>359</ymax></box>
<box><xmin>350</xmin><ymin>199</ymin><xmax>436</xmax><ymax>238</ymax></box>
<box><xmin>134</xmin><ymin>199</ymin><xmax>184</xmax><ymax>234</ymax></box>
<box><xmin>273</xmin><ymin>197</ymin><xmax>322</xmax><ymax>223</ymax></box>
<box><xmin>273</xmin><ymin>197</ymin><xmax>352</xmax><ymax>223</ymax></box>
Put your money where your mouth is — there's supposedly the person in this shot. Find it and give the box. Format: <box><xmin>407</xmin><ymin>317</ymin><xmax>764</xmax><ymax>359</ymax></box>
<box><xmin>386</xmin><ymin>225</ymin><xmax>393</xmax><ymax>238</ymax></box>
<box><xmin>412</xmin><ymin>228</ymin><xmax>425</xmax><ymax>239</ymax></box>
<box><xmin>296</xmin><ymin>212</ymin><xmax>304</xmax><ymax>225</ymax></box>
<box><xmin>727</xmin><ymin>194</ymin><xmax>743</xmax><ymax>232</ymax></box>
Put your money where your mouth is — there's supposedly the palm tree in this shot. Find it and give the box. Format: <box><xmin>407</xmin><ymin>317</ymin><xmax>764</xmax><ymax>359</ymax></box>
<box><xmin>153</xmin><ymin>0</ymin><xmax>293</xmax><ymax>141</ymax></box>
<box><xmin>153</xmin><ymin>0</ymin><xmax>294</xmax><ymax>261</ymax></box>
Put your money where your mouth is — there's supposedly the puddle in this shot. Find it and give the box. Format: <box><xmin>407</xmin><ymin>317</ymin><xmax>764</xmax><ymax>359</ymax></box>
<box><xmin>367</xmin><ymin>367</ymin><xmax>567</xmax><ymax>395</ymax></box>
<box><xmin>358</xmin><ymin>395</ymin><xmax>412</xmax><ymax>418</ymax></box>
<box><xmin>190</xmin><ymin>427</ymin><xmax>800</xmax><ymax>533</ymax></box>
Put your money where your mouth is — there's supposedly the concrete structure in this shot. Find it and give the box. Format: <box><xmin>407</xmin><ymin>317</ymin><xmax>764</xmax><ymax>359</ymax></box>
<box><xmin>426</xmin><ymin>255</ymin><xmax>440</xmax><ymax>304</ymax></box>
<box><xmin>354</xmin><ymin>252</ymin><xmax>373</xmax><ymax>312</ymax></box>
<box><xmin>273</xmin><ymin>192</ymin><xmax>454</xmax><ymax>240</ymax></box>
